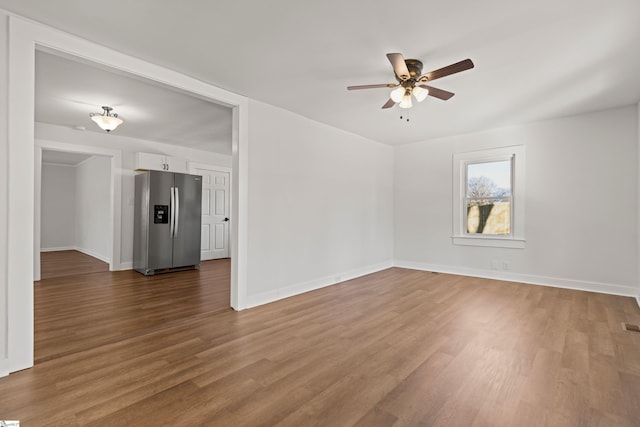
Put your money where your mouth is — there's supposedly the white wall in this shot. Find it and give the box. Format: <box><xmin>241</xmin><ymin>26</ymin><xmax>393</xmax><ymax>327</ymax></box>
<box><xmin>395</xmin><ymin>105</ymin><xmax>639</xmax><ymax>296</ymax></box>
<box><xmin>76</xmin><ymin>156</ymin><xmax>111</xmax><ymax>261</ymax></box>
<box><xmin>36</xmin><ymin>123</ymin><xmax>232</xmax><ymax>267</ymax></box>
<box><xmin>41</xmin><ymin>164</ymin><xmax>76</xmax><ymax>250</ymax></box>
<box><xmin>0</xmin><ymin>12</ymin><xmax>8</xmax><ymax>368</ymax></box>
<box><xmin>245</xmin><ymin>100</ymin><xmax>394</xmax><ymax>307</ymax></box>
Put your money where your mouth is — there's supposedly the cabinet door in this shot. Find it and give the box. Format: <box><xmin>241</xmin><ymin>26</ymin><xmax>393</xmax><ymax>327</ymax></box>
<box><xmin>135</xmin><ymin>152</ymin><xmax>166</xmax><ymax>171</ymax></box>
<box><xmin>165</xmin><ymin>156</ymin><xmax>188</xmax><ymax>173</ymax></box>
<box><xmin>135</xmin><ymin>153</ymin><xmax>188</xmax><ymax>172</ymax></box>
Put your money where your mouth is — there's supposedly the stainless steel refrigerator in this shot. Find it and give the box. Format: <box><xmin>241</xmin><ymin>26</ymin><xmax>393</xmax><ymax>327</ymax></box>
<box><xmin>133</xmin><ymin>170</ymin><xmax>202</xmax><ymax>275</ymax></box>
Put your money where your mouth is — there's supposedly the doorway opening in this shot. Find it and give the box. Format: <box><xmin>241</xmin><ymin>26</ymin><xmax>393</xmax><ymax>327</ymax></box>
<box><xmin>31</xmin><ymin>48</ymin><xmax>235</xmax><ymax>364</ymax></box>
<box><xmin>6</xmin><ymin>17</ymin><xmax>249</xmax><ymax>373</ymax></box>
<box><xmin>39</xmin><ymin>149</ymin><xmax>112</xmax><ymax>279</ymax></box>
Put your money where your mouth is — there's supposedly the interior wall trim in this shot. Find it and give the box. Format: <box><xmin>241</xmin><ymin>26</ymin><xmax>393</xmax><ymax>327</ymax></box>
<box><xmin>40</xmin><ymin>246</ymin><xmax>75</xmax><ymax>252</ymax></box>
<box><xmin>394</xmin><ymin>259</ymin><xmax>638</xmax><ymax>298</ymax></box>
<box><xmin>74</xmin><ymin>246</ymin><xmax>111</xmax><ymax>264</ymax></box>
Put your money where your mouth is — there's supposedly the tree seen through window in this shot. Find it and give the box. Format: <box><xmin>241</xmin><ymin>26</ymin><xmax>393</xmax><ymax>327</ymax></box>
<box><xmin>465</xmin><ymin>160</ymin><xmax>512</xmax><ymax>235</ymax></box>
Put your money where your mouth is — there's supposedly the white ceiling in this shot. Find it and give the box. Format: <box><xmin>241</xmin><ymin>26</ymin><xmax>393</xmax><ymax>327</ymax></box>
<box><xmin>41</xmin><ymin>150</ymin><xmax>92</xmax><ymax>166</ymax></box>
<box><xmin>35</xmin><ymin>50</ymin><xmax>233</xmax><ymax>155</ymax></box>
<box><xmin>2</xmin><ymin>0</ymin><xmax>640</xmax><ymax>146</ymax></box>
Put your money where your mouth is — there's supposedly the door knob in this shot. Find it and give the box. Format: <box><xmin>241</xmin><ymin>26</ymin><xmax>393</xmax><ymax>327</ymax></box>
<box><xmin>223</xmin><ymin>217</ymin><xmax>230</xmax><ymax>222</ymax></box>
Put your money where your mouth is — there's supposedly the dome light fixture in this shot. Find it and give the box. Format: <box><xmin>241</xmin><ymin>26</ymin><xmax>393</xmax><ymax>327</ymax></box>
<box><xmin>89</xmin><ymin>106</ymin><xmax>123</xmax><ymax>132</ymax></box>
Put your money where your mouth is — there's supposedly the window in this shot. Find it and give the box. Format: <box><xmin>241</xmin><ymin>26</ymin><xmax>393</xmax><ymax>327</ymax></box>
<box><xmin>466</xmin><ymin>160</ymin><xmax>512</xmax><ymax>235</ymax></box>
<box><xmin>453</xmin><ymin>146</ymin><xmax>525</xmax><ymax>248</ymax></box>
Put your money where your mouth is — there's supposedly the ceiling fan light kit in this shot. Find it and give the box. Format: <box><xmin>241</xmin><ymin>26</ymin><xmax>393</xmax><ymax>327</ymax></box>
<box><xmin>347</xmin><ymin>53</ymin><xmax>474</xmax><ymax>116</ymax></box>
<box><xmin>399</xmin><ymin>91</ymin><xmax>412</xmax><ymax>109</ymax></box>
<box><xmin>412</xmin><ymin>86</ymin><xmax>429</xmax><ymax>102</ymax></box>
<box><xmin>89</xmin><ymin>105</ymin><xmax>123</xmax><ymax>132</ymax></box>
<box><xmin>390</xmin><ymin>86</ymin><xmax>405</xmax><ymax>103</ymax></box>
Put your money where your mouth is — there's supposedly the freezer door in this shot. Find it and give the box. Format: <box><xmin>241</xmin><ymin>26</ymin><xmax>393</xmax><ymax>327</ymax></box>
<box><xmin>147</xmin><ymin>170</ymin><xmax>175</xmax><ymax>271</ymax></box>
<box><xmin>172</xmin><ymin>173</ymin><xmax>202</xmax><ymax>268</ymax></box>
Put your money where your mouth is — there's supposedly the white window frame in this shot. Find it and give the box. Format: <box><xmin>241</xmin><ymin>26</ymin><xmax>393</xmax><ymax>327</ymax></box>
<box><xmin>453</xmin><ymin>146</ymin><xmax>525</xmax><ymax>249</ymax></box>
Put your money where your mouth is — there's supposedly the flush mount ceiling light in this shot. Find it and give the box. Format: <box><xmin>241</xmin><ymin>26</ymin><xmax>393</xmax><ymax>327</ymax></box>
<box><xmin>89</xmin><ymin>106</ymin><xmax>123</xmax><ymax>132</ymax></box>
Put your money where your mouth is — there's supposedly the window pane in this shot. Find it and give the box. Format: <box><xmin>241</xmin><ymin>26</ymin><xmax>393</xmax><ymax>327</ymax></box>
<box><xmin>467</xmin><ymin>160</ymin><xmax>511</xmax><ymax>198</ymax></box>
<box><xmin>466</xmin><ymin>199</ymin><xmax>511</xmax><ymax>235</ymax></box>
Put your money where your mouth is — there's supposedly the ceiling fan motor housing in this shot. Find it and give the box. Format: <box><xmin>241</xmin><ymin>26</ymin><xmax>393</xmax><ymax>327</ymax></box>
<box><xmin>404</xmin><ymin>59</ymin><xmax>423</xmax><ymax>77</ymax></box>
<box><xmin>398</xmin><ymin>59</ymin><xmax>425</xmax><ymax>88</ymax></box>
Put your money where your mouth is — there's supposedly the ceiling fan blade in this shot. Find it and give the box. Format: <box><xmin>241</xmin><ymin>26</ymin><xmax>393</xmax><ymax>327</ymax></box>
<box><xmin>422</xmin><ymin>59</ymin><xmax>474</xmax><ymax>82</ymax></box>
<box><xmin>419</xmin><ymin>85</ymin><xmax>455</xmax><ymax>100</ymax></box>
<box><xmin>347</xmin><ymin>83</ymin><xmax>397</xmax><ymax>90</ymax></box>
<box><xmin>381</xmin><ymin>98</ymin><xmax>396</xmax><ymax>109</ymax></box>
<box><xmin>386</xmin><ymin>53</ymin><xmax>410</xmax><ymax>81</ymax></box>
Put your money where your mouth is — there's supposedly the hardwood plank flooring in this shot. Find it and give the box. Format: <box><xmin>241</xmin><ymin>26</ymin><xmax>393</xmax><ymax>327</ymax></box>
<box><xmin>35</xmin><ymin>257</ymin><xmax>231</xmax><ymax>362</ymax></box>
<box><xmin>40</xmin><ymin>250</ymin><xmax>109</xmax><ymax>279</ymax></box>
<box><xmin>1</xmin><ymin>268</ymin><xmax>640</xmax><ymax>426</ymax></box>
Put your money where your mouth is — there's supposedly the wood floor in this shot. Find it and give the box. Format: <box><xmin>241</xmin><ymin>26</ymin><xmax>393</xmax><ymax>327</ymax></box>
<box><xmin>40</xmin><ymin>250</ymin><xmax>109</xmax><ymax>279</ymax></box>
<box><xmin>35</xmin><ymin>252</ymin><xmax>231</xmax><ymax>363</ymax></box>
<box><xmin>2</xmin><ymin>267</ymin><xmax>640</xmax><ymax>426</ymax></box>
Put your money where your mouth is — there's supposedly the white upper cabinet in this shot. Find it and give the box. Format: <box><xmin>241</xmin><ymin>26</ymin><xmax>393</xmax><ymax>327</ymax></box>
<box><xmin>135</xmin><ymin>152</ymin><xmax>188</xmax><ymax>173</ymax></box>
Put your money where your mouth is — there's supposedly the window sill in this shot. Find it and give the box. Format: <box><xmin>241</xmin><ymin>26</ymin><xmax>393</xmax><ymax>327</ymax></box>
<box><xmin>452</xmin><ymin>236</ymin><xmax>525</xmax><ymax>249</ymax></box>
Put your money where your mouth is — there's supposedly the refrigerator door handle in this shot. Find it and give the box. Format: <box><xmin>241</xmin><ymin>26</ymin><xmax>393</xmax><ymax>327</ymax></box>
<box><xmin>170</xmin><ymin>186</ymin><xmax>176</xmax><ymax>238</ymax></box>
<box><xmin>174</xmin><ymin>186</ymin><xmax>180</xmax><ymax>237</ymax></box>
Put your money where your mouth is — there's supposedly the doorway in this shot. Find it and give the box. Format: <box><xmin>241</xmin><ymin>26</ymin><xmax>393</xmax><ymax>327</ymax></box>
<box><xmin>39</xmin><ymin>149</ymin><xmax>112</xmax><ymax>279</ymax></box>
<box><xmin>31</xmin><ymin>57</ymin><xmax>235</xmax><ymax>363</ymax></box>
<box><xmin>34</xmin><ymin>142</ymin><xmax>122</xmax><ymax>281</ymax></box>
<box><xmin>6</xmin><ymin>17</ymin><xmax>249</xmax><ymax>373</ymax></box>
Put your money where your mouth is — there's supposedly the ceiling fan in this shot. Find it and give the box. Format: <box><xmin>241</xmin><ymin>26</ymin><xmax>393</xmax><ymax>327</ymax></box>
<box><xmin>347</xmin><ymin>53</ymin><xmax>474</xmax><ymax>110</ymax></box>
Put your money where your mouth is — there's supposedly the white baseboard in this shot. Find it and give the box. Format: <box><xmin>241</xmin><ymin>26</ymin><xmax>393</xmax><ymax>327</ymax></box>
<box><xmin>0</xmin><ymin>356</ymin><xmax>32</xmax><ymax>378</ymax></box>
<box><xmin>394</xmin><ymin>259</ymin><xmax>638</xmax><ymax>297</ymax></box>
<box><xmin>244</xmin><ymin>260</ymin><xmax>394</xmax><ymax>309</ymax></box>
<box><xmin>74</xmin><ymin>247</ymin><xmax>111</xmax><ymax>264</ymax></box>
<box><xmin>40</xmin><ymin>246</ymin><xmax>75</xmax><ymax>252</ymax></box>
<box><xmin>636</xmin><ymin>296</ymin><xmax>640</xmax><ymax>310</ymax></box>
<box><xmin>119</xmin><ymin>261</ymin><xmax>133</xmax><ymax>271</ymax></box>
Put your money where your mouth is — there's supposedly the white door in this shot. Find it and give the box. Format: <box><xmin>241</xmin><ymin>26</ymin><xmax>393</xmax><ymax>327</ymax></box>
<box><xmin>191</xmin><ymin>165</ymin><xmax>230</xmax><ymax>260</ymax></box>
